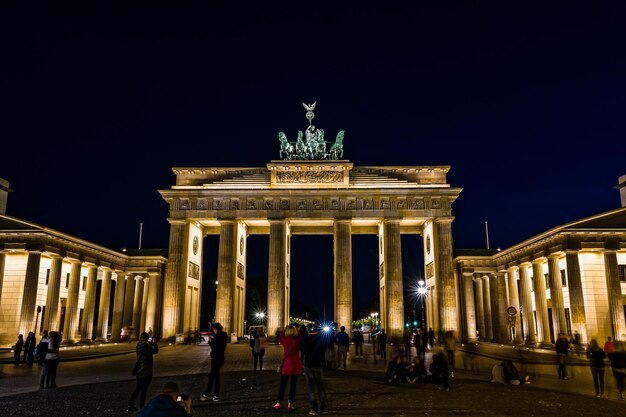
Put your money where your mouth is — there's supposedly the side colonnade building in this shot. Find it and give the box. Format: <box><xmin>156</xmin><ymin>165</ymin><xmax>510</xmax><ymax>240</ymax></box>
<box><xmin>454</xmin><ymin>205</ymin><xmax>626</xmax><ymax>346</ymax></box>
<box><xmin>0</xmin><ymin>214</ymin><xmax>166</xmax><ymax>346</ymax></box>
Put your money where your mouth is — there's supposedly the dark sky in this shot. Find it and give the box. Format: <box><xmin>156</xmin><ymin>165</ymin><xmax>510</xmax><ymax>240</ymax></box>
<box><xmin>2</xmin><ymin>3</ymin><xmax>626</xmax><ymax>319</ymax></box>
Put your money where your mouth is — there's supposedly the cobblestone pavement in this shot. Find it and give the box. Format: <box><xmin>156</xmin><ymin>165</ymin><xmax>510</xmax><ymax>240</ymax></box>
<box><xmin>0</xmin><ymin>342</ymin><xmax>625</xmax><ymax>416</ymax></box>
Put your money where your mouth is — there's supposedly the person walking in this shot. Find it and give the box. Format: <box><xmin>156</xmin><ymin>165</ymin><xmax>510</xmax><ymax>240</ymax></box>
<box><xmin>413</xmin><ymin>330</ymin><xmax>422</xmax><ymax>361</ymax></box>
<box><xmin>335</xmin><ymin>325</ymin><xmax>350</xmax><ymax>370</ymax></box>
<box><xmin>586</xmin><ymin>339</ymin><xmax>605</xmax><ymax>397</ymax></box>
<box><xmin>428</xmin><ymin>328</ymin><xmax>435</xmax><ymax>347</ymax></box>
<box><xmin>273</xmin><ymin>325</ymin><xmax>303</xmax><ymax>411</ymax></box>
<box><xmin>250</xmin><ymin>328</ymin><xmax>267</xmax><ymax>372</ymax></box>
<box><xmin>24</xmin><ymin>332</ymin><xmax>36</xmax><ymax>365</ymax></box>
<box><xmin>378</xmin><ymin>329</ymin><xmax>388</xmax><ymax>360</ymax></box>
<box><xmin>608</xmin><ymin>341</ymin><xmax>626</xmax><ymax>400</ymax></box>
<box><xmin>127</xmin><ymin>332</ymin><xmax>159</xmax><ymax>411</ymax></box>
<box><xmin>13</xmin><ymin>334</ymin><xmax>24</xmax><ymax>365</ymax></box>
<box><xmin>444</xmin><ymin>331</ymin><xmax>457</xmax><ymax>377</ymax></box>
<box><xmin>604</xmin><ymin>336</ymin><xmax>616</xmax><ymax>354</ymax></box>
<box><xmin>555</xmin><ymin>333</ymin><xmax>570</xmax><ymax>380</ymax></box>
<box><xmin>200</xmin><ymin>322</ymin><xmax>228</xmax><ymax>402</ymax></box>
<box><xmin>302</xmin><ymin>325</ymin><xmax>328</xmax><ymax>416</ymax></box>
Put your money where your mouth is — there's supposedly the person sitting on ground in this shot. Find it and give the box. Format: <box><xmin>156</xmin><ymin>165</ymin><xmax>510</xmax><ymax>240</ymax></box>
<box><xmin>490</xmin><ymin>361</ymin><xmax>506</xmax><ymax>384</ymax></box>
<box><xmin>137</xmin><ymin>381</ymin><xmax>191</xmax><ymax>417</ymax></box>
<box><xmin>430</xmin><ymin>351</ymin><xmax>450</xmax><ymax>391</ymax></box>
<box><xmin>406</xmin><ymin>356</ymin><xmax>429</xmax><ymax>383</ymax></box>
<box><xmin>385</xmin><ymin>355</ymin><xmax>409</xmax><ymax>383</ymax></box>
<box><xmin>502</xmin><ymin>360</ymin><xmax>530</xmax><ymax>385</ymax></box>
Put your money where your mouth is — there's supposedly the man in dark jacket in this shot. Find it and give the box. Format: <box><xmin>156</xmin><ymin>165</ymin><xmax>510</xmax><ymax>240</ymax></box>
<box><xmin>137</xmin><ymin>381</ymin><xmax>191</xmax><ymax>417</ymax></box>
<box><xmin>302</xmin><ymin>326</ymin><xmax>329</xmax><ymax>415</ymax></box>
<box><xmin>128</xmin><ymin>332</ymin><xmax>159</xmax><ymax>411</ymax></box>
<box><xmin>200</xmin><ymin>322</ymin><xmax>228</xmax><ymax>402</ymax></box>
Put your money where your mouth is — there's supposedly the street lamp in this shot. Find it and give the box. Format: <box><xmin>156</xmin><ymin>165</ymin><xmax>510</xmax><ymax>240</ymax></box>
<box><xmin>417</xmin><ymin>281</ymin><xmax>427</xmax><ymax>327</ymax></box>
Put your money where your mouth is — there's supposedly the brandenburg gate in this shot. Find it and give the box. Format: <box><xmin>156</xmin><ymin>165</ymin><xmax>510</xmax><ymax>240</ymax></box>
<box><xmin>159</xmin><ymin>104</ymin><xmax>462</xmax><ymax>340</ymax></box>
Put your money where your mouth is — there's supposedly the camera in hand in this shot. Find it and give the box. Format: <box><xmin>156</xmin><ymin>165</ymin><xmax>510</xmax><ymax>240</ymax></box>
<box><xmin>176</xmin><ymin>393</ymin><xmax>189</xmax><ymax>403</ymax></box>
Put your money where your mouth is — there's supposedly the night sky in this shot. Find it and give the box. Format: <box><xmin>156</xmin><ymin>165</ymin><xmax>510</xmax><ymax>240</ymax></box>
<box><xmin>2</xmin><ymin>3</ymin><xmax>625</xmax><ymax>321</ymax></box>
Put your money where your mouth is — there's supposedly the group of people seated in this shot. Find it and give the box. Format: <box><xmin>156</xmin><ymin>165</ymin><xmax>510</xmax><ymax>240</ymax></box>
<box><xmin>384</xmin><ymin>351</ymin><xmax>449</xmax><ymax>388</ymax></box>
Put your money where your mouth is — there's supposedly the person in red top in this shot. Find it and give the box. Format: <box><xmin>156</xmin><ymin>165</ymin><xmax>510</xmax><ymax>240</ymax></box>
<box><xmin>604</xmin><ymin>337</ymin><xmax>617</xmax><ymax>354</ymax></box>
<box><xmin>273</xmin><ymin>324</ymin><xmax>303</xmax><ymax>411</ymax></box>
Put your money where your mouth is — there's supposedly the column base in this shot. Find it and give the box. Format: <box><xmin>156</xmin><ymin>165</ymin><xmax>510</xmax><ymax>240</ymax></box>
<box><xmin>538</xmin><ymin>341</ymin><xmax>554</xmax><ymax>349</ymax></box>
<box><xmin>78</xmin><ymin>339</ymin><xmax>95</xmax><ymax>345</ymax></box>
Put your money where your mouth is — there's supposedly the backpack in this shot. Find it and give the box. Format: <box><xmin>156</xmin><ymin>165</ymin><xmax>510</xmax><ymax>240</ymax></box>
<box><xmin>34</xmin><ymin>340</ymin><xmax>48</xmax><ymax>362</ymax></box>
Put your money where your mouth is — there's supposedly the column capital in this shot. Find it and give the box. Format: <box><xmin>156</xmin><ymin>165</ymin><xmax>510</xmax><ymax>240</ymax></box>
<box><xmin>506</xmin><ymin>265</ymin><xmax>519</xmax><ymax>272</ymax></box>
<box><xmin>547</xmin><ymin>252</ymin><xmax>564</xmax><ymax>260</ymax></box>
<box><xmin>434</xmin><ymin>217</ymin><xmax>454</xmax><ymax>224</ymax></box>
<box><xmin>462</xmin><ymin>271</ymin><xmax>474</xmax><ymax>277</ymax></box>
<box><xmin>218</xmin><ymin>219</ymin><xmax>237</xmax><ymax>225</ymax></box>
<box><xmin>334</xmin><ymin>218</ymin><xmax>353</xmax><ymax>224</ymax></box>
<box><xmin>531</xmin><ymin>257</ymin><xmax>546</xmax><ymax>264</ymax></box>
<box><xmin>167</xmin><ymin>218</ymin><xmax>187</xmax><ymax>225</ymax></box>
<box><xmin>519</xmin><ymin>261</ymin><xmax>532</xmax><ymax>268</ymax></box>
<box><xmin>382</xmin><ymin>218</ymin><xmax>402</xmax><ymax>225</ymax></box>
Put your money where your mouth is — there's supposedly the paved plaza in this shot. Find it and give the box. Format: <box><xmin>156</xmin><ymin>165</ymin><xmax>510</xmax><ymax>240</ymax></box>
<box><xmin>1</xmin><ymin>342</ymin><xmax>625</xmax><ymax>416</ymax></box>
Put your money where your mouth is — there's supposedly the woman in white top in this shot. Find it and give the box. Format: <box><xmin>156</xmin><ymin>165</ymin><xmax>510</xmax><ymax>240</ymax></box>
<box><xmin>44</xmin><ymin>331</ymin><xmax>61</xmax><ymax>388</ymax></box>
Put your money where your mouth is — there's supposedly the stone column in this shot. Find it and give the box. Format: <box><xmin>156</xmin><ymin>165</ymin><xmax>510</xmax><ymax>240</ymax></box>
<box><xmin>565</xmin><ymin>251</ymin><xmax>587</xmax><ymax>343</ymax></box>
<box><xmin>434</xmin><ymin>218</ymin><xmax>457</xmax><ymax>336</ymax></box>
<box><xmin>162</xmin><ymin>221</ymin><xmax>187</xmax><ymax>339</ymax></box>
<box><xmin>482</xmin><ymin>276</ymin><xmax>493</xmax><ymax>342</ymax></box>
<box><xmin>506</xmin><ymin>267</ymin><xmax>523</xmax><ymax>344</ymax></box>
<box><xmin>139</xmin><ymin>277</ymin><xmax>149</xmax><ymax>335</ymax></box>
<box><xmin>334</xmin><ymin>220</ymin><xmax>353</xmax><ymax>331</ymax></box>
<box><xmin>532</xmin><ymin>259</ymin><xmax>552</xmax><ymax>346</ymax></box>
<box><xmin>132</xmin><ymin>277</ymin><xmax>144</xmax><ymax>338</ymax></box>
<box><xmin>79</xmin><ymin>265</ymin><xmax>98</xmax><ymax>342</ymax></box>
<box><xmin>474</xmin><ymin>277</ymin><xmax>486</xmax><ymax>341</ymax></box>
<box><xmin>110</xmin><ymin>272</ymin><xmax>126</xmax><ymax>342</ymax></box>
<box><xmin>604</xmin><ymin>251</ymin><xmax>626</xmax><ymax>340</ymax></box>
<box><xmin>492</xmin><ymin>273</ymin><xmax>509</xmax><ymax>343</ymax></box>
<box><xmin>215</xmin><ymin>221</ymin><xmax>237</xmax><ymax>334</ymax></box>
<box><xmin>122</xmin><ymin>274</ymin><xmax>136</xmax><ymax>334</ymax></box>
<box><xmin>547</xmin><ymin>254</ymin><xmax>567</xmax><ymax>337</ymax></box>
<box><xmin>518</xmin><ymin>263</ymin><xmax>536</xmax><ymax>344</ymax></box>
<box><xmin>267</xmin><ymin>220</ymin><xmax>287</xmax><ymax>338</ymax></box>
<box><xmin>63</xmin><ymin>260</ymin><xmax>83</xmax><ymax>343</ymax></box>
<box><xmin>96</xmin><ymin>269</ymin><xmax>112</xmax><ymax>341</ymax></box>
<box><xmin>384</xmin><ymin>220</ymin><xmax>404</xmax><ymax>339</ymax></box>
<box><xmin>0</xmin><ymin>251</ymin><xmax>5</xmax><ymax>305</ymax></box>
<box><xmin>43</xmin><ymin>255</ymin><xmax>63</xmax><ymax>332</ymax></box>
<box><xmin>462</xmin><ymin>272</ymin><xmax>477</xmax><ymax>342</ymax></box>
<box><xmin>145</xmin><ymin>272</ymin><xmax>162</xmax><ymax>340</ymax></box>
<box><xmin>18</xmin><ymin>251</ymin><xmax>42</xmax><ymax>335</ymax></box>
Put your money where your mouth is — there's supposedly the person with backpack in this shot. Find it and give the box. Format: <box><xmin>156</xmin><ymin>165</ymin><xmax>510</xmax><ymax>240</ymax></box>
<box><xmin>127</xmin><ymin>332</ymin><xmax>159</xmax><ymax>411</ymax></box>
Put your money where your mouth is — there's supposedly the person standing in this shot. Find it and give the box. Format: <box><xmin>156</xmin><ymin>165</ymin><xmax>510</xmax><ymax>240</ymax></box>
<box><xmin>608</xmin><ymin>341</ymin><xmax>626</xmax><ymax>400</ymax></box>
<box><xmin>335</xmin><ymin>326</ymin><xmax>350</xmax><ymax>370</ymax></box>
<box><xmin>24</xmin><ymin>332</ymin><xmax>36</xmax><ymax>365</ymax></box>
<box><xmin>586</xmin><ymin>339</ymin><xmax>605</xmax><ymax>397</ymax></box>
<box><xmin>38</xmin><ymin>331</ymin><xmax>50</xmax><ymax>388</ymax></box>
<box><xmin>200</xmin><ymin>322</ymin><xmax>228</xmax><ymax>402</ymax></box>
<box><xmin>44</xmin><ymin>331</ymin><xmax>61</xmax><ymax>388</ymax></box>
<box><xmin>13</xmin><ymin>334</ymin><xmax>24</xmax><ymax>365</ymax></box>
<box><xmin>428</xmin><ymin>328</ymin><xmax>435</xmax><ymax>347</ymax></box>
<box><xmin>402</xmin><ymin>330</ymin><xmax>412</xmax><ymax>360</ymax></box>
<box><xmin>378</xmin><ymin>329</ymin><xmax>388</xmax><ymax>361</ymax></box>
<box><xmin>413</xmin><ymin>330</ymin><xmax>422</xmax><ymax>361</ymax></box>
<box><xmin>273</xmin><ymin>325</ymin><xmax>303</xmax><ymax>411</ymax></box>
<box><xmin>127</xmin><ymin>332</ymin><xmax>159</xmax><ymax>411</ymax></box>
<box><xmin>444</xmin><ymin>331</ymin><xmax>457</xmax><ymax>377</ymax></box>
<box><xmin>555</xmin><ymin>333</ymin><xmax>570</xmax><ymax>380</ymax></box>
<box><xmin>353</xmin><ymin>329</ymin><xmax>364</xmax><ymax>358</ymax></box>
<box><xmin>302</xmin><ymin>325</ymin><xmax>328</xmax><ymax>416</ymax></box>
<box><xmin>604</xmin><ymin>336</ymin><xmax>616</xmax><ymax>354</ymax></box>
<box><xmin>250</xmin><ymin>328</ymin><xmax>267</xmax><ymax>372</ymax></box>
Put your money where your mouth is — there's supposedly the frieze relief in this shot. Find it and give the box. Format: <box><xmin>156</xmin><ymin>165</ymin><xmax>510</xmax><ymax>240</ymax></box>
<box><xmin>276</xmin><ymin>171</ymin><xmax>343</xmax><ymax>183</ymax></box>
<box><xmin>186</xmin><ymin>195</ymin><xmax>440</xmax><ymax>212</ymax></box>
